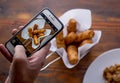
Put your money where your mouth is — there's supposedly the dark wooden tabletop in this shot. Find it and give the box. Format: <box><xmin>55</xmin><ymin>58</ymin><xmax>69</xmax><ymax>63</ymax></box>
<box><xmin>0</xmin><ymin>0</ymin><xmax>120</xmax><ymax>83</ymax></box>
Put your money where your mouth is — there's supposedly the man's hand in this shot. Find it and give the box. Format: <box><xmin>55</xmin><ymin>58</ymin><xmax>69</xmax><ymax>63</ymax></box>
<box><xmin>0</xmin><ymin>26</ymin><xmax>51</xmax><ymax>83</ymax></box>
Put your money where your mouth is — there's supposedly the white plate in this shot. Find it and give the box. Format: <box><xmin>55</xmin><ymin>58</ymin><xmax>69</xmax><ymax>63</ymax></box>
<box><xmin>83</xmin><ymin>48</ymin><xmax>120</xmax><ymax>83</ymax></box>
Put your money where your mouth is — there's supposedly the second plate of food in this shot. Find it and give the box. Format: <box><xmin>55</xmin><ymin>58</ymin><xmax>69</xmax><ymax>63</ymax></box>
<box><xmin>83</xmin><ymin>48</ymin><xmax>120</xmax><ymax>83</ymax></box>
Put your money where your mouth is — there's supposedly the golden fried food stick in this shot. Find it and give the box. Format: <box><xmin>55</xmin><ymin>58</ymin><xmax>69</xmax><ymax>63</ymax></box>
<box><xmin>28</xmin><ymin>28</ymin><xmax>33</xmax><ymax>37</ymax></box>
<box><xmin>56</xmin><ymin>31</ymin><xmax>66</xmax><ymax>49</ymax></box>
<box><xmin>38</xmin><ymin>33</ymin><xmax>44</xmax><ymax>37</ymax></box>
<box><xmin>33</xmin><ymin>29</ymin><xmax>46</xmax><ymax>35</ymax></box>
<box><xmin>67</xmin><ymin>45</ymin><xmax>78</xmax><ymax>65</ymax></box>
<box><xmin>79</xmin><ymin>39</ymin><xmax>93</xmax><ymax>46</ymax></box>
<box><xmin>33</xmin><ymin>24</ymin><xmax>38</xmax><ymax>30</ymax></box>
<box><xmin>65</xmin><ymin>32</ymin><xmax>77</xmax><ymax>45</ymax></box>
<box><xmin>33</xmin><ymin>30</ymin><xmax>38</xmax><ymax>35</ymax></box>
<box><xmin>38</xmin><ymin>29</ymin><xmax>46</xmax><ymax>33</ymax></box>
<box><xmin>67</xmin><ymin>19</ymin><xmax>77</xmax><ymax>33</ymax></box>
<box><xmin>75</xmin><ymin>30</ymin><xmax>94</xmax><ymax>43</ymax></box>
<box><xmin>33</xmin><ymin>35</ymin><xmax>39</xmax><ymax>45</ymax></box>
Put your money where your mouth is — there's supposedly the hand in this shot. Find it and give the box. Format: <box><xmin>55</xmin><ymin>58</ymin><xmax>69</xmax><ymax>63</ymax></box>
<box><xmin>0</xmin><ymin>26</ymin><xmax>51</xmax><ymax>83</ymax></box>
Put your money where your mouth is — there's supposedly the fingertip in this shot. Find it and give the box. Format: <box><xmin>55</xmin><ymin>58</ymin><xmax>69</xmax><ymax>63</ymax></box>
<box><xmin>14</xmin><ymin>45</ymin><xmax>26</xmax><ymax>58</ymax></box>
<box><xmin>18</xmin><ymin>26</ymin><xmax>24</xmax><ymax>30</ymax></box>
<box><xmin>11</xmin><ymin>29</ymin><xmax>18</xmax><ymax>35</ymax></box>
<box><xmin>0</xmin><ymin>43</ymin><xmax>4</xmax><ymax>47</ymax></box>
<box><xmin>14</xmin><ymin>45</ymin><xmax>25</xmax><ymax>54</ymax></box>
<box><xmin>0</xmin><ymin>44</ymin><xmax>4</xmax><ymax>51</ymax></box>
<box><xmin>0</xmin><ymin>44</ymin><xmax>3</xmax><ymax>50</ymax></box>
<box><xmin>0</xmin><ymin>44</ymin><xmax>12</xmax><ymax>62</ymax></box>
<box><xmin>0</xmin><ymin>44</ymin><xmax>3</xmax><ymax>47</ymax></box>
<box><xmin>11</xmin><ymin>26</ymin><xmax>24</xmax><ymax>35</ymax></box>
<box><xmin>13</xmin><ymin>45</ymin><xmax>28</xmax><ymax>66</ymax></box>
<box><xmin>15</xmin><ymin>45</ymin><xmax>25</xmax><ymax>50</ymax></box>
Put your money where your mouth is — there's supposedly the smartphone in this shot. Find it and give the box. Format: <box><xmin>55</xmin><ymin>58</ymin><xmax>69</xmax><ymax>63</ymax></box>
<box><xmin>5</xmin><ymin>8</ymin><xmax>63</xmax><ymax>57</ymax></box>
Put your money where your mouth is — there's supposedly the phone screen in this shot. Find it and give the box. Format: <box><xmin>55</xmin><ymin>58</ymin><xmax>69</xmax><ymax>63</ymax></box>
<box><xmin>8</xmin><ymin>13</ymin><xmax>58</xmax><ymax>56</ymax></box>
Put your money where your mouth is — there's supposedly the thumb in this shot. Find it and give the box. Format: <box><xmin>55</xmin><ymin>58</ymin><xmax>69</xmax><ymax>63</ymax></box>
<box><xmin>13</xmin><ymin>45</ymin><xmax>27</xmax><ymax>64</ymax></box>
<box><xmin>9</xmin><ymin>45</ymin><xmax>28</xmax><ymax>81</ymax></box>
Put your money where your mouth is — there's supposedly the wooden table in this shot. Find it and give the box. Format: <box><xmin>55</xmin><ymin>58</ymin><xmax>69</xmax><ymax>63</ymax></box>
<box><xmin>0</xmin><ymin>0</ymin><xmax>120</xmax><ymax>83</ymax></box>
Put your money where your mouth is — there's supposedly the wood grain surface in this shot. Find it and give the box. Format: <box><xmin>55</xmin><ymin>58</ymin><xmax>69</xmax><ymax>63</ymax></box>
<box><xmin>0</xmin><ymin>0</ymin><xmax>120</xmax><ymax>83</ymax></box>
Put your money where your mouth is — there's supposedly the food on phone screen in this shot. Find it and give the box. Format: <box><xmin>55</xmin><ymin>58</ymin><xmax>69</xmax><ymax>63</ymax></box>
<box><xmin>103</xmin><ymin>64</ymin><xmax>120</xmax><ymax>83</ymax></box>
<box><xmin>28</xmin><ymin>24</ymin><xmax>46</xmax><ymax>45</ymax></box>
<box><xmin>33</xmin><ymin>24</ymin><xmax>38</xmax><ymax>30</ymax></box>
<box><xmin>67</xmin><ymin>45</ymin><xmax>78</xmax><ymax>65</ymax></box>
<box><xmin>28</xmin><ymin>28</ymin><xmax>33</xmax><ymax>37</ymax></box>
<box><xmin>33</xmin><ymin>35</ymin><xmax>39</xmax><ymax>45</ymax></box>
<box><xmin>38</xmin><ymin>28</ymin><xmax>46</xmax><ymax>33</ymax></box>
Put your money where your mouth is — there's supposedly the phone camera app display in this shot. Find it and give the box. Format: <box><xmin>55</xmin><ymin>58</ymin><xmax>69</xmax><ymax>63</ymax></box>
<box><xmin>11</xmin><ymin>14</ymin><xmax>57</xmax><ymax>55</ymax></box>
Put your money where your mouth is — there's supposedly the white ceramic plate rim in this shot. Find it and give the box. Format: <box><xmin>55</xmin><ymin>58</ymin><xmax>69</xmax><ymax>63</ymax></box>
<box><xmin>83</xmin><ymin>48</ymin><xmax>120</xmax><ymax>83</ymax></box>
